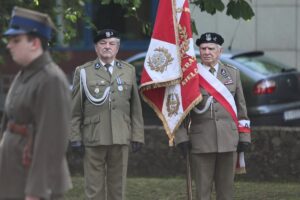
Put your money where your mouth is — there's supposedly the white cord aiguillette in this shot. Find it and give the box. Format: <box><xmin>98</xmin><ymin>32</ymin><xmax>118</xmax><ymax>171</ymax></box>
<box><xmin>80</xmin><ymin>68</ymin><xmax>110</xmax><ymax>106</ymax></box>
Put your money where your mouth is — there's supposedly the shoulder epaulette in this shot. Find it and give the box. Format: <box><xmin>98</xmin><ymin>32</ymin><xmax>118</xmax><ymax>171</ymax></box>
<box><xmin>116</xmin><ymin>59</ymin><xmax>134</xmax><ymax>69</ymax></box>
<box><xmin>223</xmin><ymin>62</ymin><xmax>237</xmax><ymax>70</ymax></box>
<box><xmin>77</xmin><ymin>59</ymin><xmax>97</xmax><ymax>70</ymax></box>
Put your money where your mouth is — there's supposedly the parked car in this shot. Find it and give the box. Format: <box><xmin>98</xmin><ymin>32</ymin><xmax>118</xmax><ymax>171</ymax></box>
<box><xmin>126</xmin><ymin>50</ymin><xmax>300</xmax><ymax>127</ymax></box>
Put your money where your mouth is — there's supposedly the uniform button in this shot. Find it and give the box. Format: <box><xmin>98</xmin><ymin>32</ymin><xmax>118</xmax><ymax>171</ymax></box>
<box><xmin>112</xmin><ymin>107</ymin><xmax>115</xmax><ymax>110</ymax></box>
<box><xmin>112</xmin><ymin>99</ymin><xmax>115</xmax><ymax>102</ymax></box>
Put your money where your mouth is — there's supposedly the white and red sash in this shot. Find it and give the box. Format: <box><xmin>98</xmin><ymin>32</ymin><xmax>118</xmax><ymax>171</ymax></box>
<box><xmin>197</xmin><ymin>63</ymin><xmax>250</xmax><ymax>133</ymax></box>
<box><xmin>197</xmin><ymin>63</ymin><xmax>250</xmax><ymax>174</ymax></box>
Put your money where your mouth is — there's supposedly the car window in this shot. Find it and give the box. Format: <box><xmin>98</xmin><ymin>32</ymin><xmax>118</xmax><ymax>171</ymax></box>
<box><xmin>233</xmin><ymin>56</ymin><xmax>295</xmax><ymax>75</ymax></box>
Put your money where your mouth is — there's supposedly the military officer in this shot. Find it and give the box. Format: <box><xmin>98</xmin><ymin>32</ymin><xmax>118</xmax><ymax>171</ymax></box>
<box><xmin>0</xmin><ymin>7</ymin><xmax>72</xmax><ymax>200</ymax></box>
<box><xmin>176</xmin><ymin>32</ymin><xmax>251</xmax><ymax>200</ymax></box>
<box><xmin>70</xmin><ymin>29</ymin><xmax>144</xmax><ymax>200</ymax></box>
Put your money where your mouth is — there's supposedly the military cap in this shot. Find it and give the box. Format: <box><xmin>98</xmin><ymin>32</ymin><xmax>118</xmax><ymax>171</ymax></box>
<box><xmin>3</xmin><ymin>6</ymin><xmax>56</xmax><ymax>40</ymax></box>
<box><xmin>94</xmin><ymin>29</ymin><xmax>120</xmax><ymax>43</ymax></box>
<box><xmin>196</xmin><ymin>32</ymin><xmax>224</xmax><ymax>46</ymax></box>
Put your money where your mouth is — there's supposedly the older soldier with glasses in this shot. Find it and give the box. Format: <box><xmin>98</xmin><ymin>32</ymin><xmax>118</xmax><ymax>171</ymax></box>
<box><xmin>70</xmin><ymin>29</ymin><xmax>144</xmax><ymax>200</ymax></box>
<box><xmin>0</xmin><ymin>6</ymin><xmax>72</xmax><ymax>200</ymax></box>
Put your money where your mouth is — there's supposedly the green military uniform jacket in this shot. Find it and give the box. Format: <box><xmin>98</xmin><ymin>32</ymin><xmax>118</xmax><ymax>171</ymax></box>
<box><xmin>0</xmin><ymin>52</ymin><xmax>72</xmax><ymax>199</ymax></box>
<box><xmin>176</xmin><ymin>62</ymin><xmax>251</xmax><ymax>153</ymax></box>
<box><xmin>70</xmin><ymin>58</ymin><xmax>144</xmax><ymax>146</ymax></box>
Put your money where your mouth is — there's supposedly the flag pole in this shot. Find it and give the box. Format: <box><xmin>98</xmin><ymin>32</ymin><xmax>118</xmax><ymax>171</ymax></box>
<box><xmin>186</xmin><ymin>150</ymin><xmax>193</xmax><ymax>200</ymax></box>
<box><xmin>186</xmin><ymin>116</ymin><xmax>193</xmax><ymax>200</ymax></box>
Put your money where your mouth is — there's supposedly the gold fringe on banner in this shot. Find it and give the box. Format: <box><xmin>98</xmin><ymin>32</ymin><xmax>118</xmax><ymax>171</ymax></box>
<box><xmin>141</xmin><ymin>92</ymin><xmax>202</xmax><ymax>147</ymax></box>
<box><xmin>139</xmin><ymin>78</ymin><xmax>181</xmax><ymax>92</ymax></box>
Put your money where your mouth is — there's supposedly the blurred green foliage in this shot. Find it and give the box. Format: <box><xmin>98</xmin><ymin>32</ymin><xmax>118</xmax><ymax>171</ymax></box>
<box><xmin>0</xmin><ymin>0</ymin><xmax>254</xmax><ymax>48</ymax></box>
<box><xmin>191</xmin><ymin>0</ymin><xmax>254</xmax><ymax>20</ymax></box>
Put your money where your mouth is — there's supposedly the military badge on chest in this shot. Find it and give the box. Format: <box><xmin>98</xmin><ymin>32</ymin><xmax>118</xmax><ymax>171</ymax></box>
<box><xmin>116</xmin><ymin>76</ymin><xmax>124</xmax><ymax>91</ymax></box>
<box><xmin>94</xmin><ymin>87</ymin><xmax>100</xmax><ymax>94</ymax></box>
<box><xmin>94</xmin><ymin>80</ymin><xmax>106</xmax><ymax>97</ymax></box>
<box><xmin>221</xmin><ymin>69</ymin><xmax>233</xmax><ymax>85</ymax></box>
<box><xmin>94</xmin><ymin>85</ymin><xmax>101</xmax><ymax>97</ymax></box>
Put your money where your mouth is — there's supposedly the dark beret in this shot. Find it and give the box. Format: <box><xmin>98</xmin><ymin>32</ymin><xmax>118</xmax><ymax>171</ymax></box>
<box><xmin>196</xmin><ymin>32</ymin><xmax>224</xmax><ymax>46</ymax></box>
<box><xmin>94</xmin><ymin>29</ymin><xmax>120</xmax><ymax>43</ymax></box>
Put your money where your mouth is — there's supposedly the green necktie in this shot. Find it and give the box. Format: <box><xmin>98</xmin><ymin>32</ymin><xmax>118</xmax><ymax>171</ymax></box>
<box><xmin>104</xmin><ymin>64</ymin><xmax>112</xmax><ymax>75</ymax></box>
<box><xmin>209</xmin><ymin>67</ymin><xmax>216</xmax><ymax>75</ymax></box>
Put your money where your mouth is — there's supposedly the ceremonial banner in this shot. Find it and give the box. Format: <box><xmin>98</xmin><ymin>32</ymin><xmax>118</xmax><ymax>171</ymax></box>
<box><xmin>140</xmin><ymin>0</ymin><xmax>202</xmax><ymax>145</ymax></box>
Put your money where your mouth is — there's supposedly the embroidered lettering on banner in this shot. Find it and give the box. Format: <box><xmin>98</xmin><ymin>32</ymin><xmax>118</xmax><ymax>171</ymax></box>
<box><xmin>181</xmin><ymin>67</ymin><xmax>198</xmax><ymax>86</ymax></box>
<box><xmin>182</xmin><ymin>57</ymin><xmax>197</xmax><ymax>72</ymax></box>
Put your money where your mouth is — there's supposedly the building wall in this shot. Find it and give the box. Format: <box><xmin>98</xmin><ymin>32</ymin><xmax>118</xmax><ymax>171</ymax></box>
<box><xmin>191</xmin><ymin>0</ymin><xmax>300</xmax><ymax>69</ymax></box>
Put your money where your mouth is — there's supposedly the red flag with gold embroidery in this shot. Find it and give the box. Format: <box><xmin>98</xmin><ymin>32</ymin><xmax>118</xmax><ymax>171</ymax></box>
<box><xmin>140</xmin><ymin>0</ymin><xmax>202</xmax><ymax>145</ymax></box>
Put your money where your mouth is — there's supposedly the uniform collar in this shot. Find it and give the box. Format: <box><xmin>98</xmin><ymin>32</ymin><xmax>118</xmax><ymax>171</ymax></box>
<box><xmin>20</xmin><ymin>51</ymin><xmax>53</xmax><ymax>83</ymax></box>
<box><xmin>202</xmin><ymin>62</ymin><xmax>219</xmax><ymax>76</ymax></box>
<box><xmin>99</xmin><ymin>59</ymin><xmax>115</xmax><ymax>67</ymax></box>
<box><xmin>94</xmin><ymin>59</ymin><xmax>123</xmax><ymax>70</ymax></box>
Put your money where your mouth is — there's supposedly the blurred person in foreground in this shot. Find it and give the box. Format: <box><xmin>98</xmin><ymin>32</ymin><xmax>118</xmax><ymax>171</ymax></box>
<box><xmin>70</xmin><ymin>29</ymin><xmax>144</xmax><ymax>200</ymax></box>
<box><xmin>176</xmin><ymin>32</ymin><xmax>251</xmax><ymax>200</ymax></box>
<box><xmin>0</xmin><ymin>6</ymin><xmax>72</xmax><ymax>200</ymax></box>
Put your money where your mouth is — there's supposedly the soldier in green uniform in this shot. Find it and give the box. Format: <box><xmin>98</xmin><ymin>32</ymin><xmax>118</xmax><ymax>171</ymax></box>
<box><xmin>0</xmin><ymin>7</ymin><xmax>72</xmax><ymax>200</ymax></box>
<box><xmin>176</xmin><ymin>32</ymin><xmax>251</xmax><ymax>200</ymax></box>
<box><xmin>70</xmin><ymin>29</ymin><xmax>144</xmax><ymax>200</ymax></box>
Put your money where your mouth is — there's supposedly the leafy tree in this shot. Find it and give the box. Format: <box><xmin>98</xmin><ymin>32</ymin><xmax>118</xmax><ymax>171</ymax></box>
<box><xmin>0</xmin><ymin>0</ymin><xmax>254</xmax><ymax>47</ymax></box>
<box><xmin>191</xmin><ymin>0</ymin><xmax>254</xmax><ymax>20</ymax></box>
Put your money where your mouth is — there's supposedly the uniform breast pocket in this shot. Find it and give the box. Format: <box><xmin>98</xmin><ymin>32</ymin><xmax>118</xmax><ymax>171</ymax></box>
<box><xmin>87</xmin><ymin>80</ymin><xmax>108</xmax><ymax>98</ymax></box>
<box><xmin>119</xmin><ymin>80</ymin><xmax>132</xmax><ymax>98</ymax></box>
